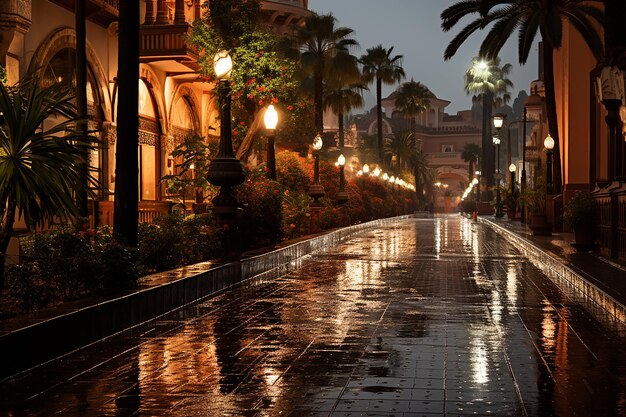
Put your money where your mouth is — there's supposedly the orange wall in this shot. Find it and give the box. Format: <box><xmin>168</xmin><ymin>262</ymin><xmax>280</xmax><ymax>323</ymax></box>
<box><xmin>553</xmin><ymin>21</ymin><xmax>598</xmax><ymax>188</ymax></box>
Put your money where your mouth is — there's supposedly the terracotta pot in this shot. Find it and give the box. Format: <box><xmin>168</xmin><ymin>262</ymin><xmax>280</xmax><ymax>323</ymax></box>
<box><xmin>528</xmin><ymin>213</ymin><xmax>552</xmax><ymax>236</ymax></box>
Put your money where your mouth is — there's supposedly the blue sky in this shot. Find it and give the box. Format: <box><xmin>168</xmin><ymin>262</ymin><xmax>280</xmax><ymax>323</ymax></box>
<box><xmin>310</xmin><ymin>0</ymin><xmax>539</xmax><ymax>114</ymax></box>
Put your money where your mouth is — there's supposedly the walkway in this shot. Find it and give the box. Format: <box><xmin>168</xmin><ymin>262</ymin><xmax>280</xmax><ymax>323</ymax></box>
<box><xmin>2</xmin><ymin>216</ymin><xmax>625</xmax><ymax>416</ymax></box>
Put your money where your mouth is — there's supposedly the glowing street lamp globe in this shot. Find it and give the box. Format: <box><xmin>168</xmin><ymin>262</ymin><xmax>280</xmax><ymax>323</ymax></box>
<box><xmin>509</xmin><ymin>163</ymin><xmax>516</xmax><ymax>173</ymax></box>
<box><xmin>313</xmin><ymin>134</ymin><xmax>323</xmax><ymax>151</ymax></box>
<box><xmin>264</xmin><ymin>105</ymin><xmax>278</xmax><ymax>130</ymax></box>
<box><xmin>213</xmin><ymin>51</ymin><xmax>233</xmax><ymax>80</ymax></box>
<box><xmin>544</xmin><ymin>134</ymin><xmax>555</xmax><ymax>150</ymax></box>
<box><xmin>337</xmin><ymin>154</ymin><xmax>346</xmax><ymax>166</ymax></box>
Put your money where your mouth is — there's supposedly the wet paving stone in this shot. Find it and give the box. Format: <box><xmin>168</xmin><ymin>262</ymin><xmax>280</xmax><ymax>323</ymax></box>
<box><xmin>1</xmin><ymin>216</ymin><xmax>626</xmax><ymax>416</ymax></box>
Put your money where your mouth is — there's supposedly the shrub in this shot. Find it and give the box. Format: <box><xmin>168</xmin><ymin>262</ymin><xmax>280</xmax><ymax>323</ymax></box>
<box><xmin>564</xmin><ymin>190</ymin><xmax>595</xmax><ymax>228</ymax></box>
<box><xmin>5</xmin><ymin>223</ymin><xmax>138</xmax><ymax>312</ymax></box>
<box><xmin>276</xmin><ymin>151</ymin><xmax>310</xmax><ymax>192</ymax></box>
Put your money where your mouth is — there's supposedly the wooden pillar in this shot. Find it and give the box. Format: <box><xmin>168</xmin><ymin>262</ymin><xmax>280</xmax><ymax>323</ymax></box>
<box><xmin>144</xmin><ymin>0</ymin><xmax>155</xmax><ymax>24</ymax></box>
<box><xmin>156</xmin><ymin>0</ymin><xmax>168</xmax><ymax>24</ymax></box>
<box><xmin>174</xmin><ymin>0</ymin><xmax>185</xmax><ymax>23</ymax></box>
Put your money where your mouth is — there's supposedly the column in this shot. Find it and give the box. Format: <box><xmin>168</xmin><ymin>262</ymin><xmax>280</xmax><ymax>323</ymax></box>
<box><xmin>156</xmin><ymin>0</ymin><xmax>169</xmax><ymax>24</ymax></box>
<box><xmin>144</xmin><ymin>0</ymin><xmax>155</xmax><ymax>24</ymax></box>
<box><xmin>174</xmin><ymin>0</ymin><xmax>185</xmax><ymax>23</ymax></box>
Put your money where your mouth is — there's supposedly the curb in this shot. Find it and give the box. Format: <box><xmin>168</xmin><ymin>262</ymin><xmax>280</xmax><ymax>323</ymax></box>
<box><xmin>479</xmin><ymin>217</ymin><xmax>626</xmax><ymax>327</ymax></box>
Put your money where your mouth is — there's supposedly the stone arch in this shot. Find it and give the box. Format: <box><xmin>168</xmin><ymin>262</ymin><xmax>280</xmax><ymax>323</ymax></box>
<box><xmin>28</xmin><ymin>26</ymin><xmax>112</xmax><ymax>122</ymax></box>
<box><xmin>169</xmin><ymin>85</ymin><xmax>201</xmax><ymax>130</ymax></box>
<box><xmin>367</xmin><ymin>119</ymin><xmax>393</xmax><ymax>136</ymax></box>
<box><xmin>138</xmin><ymin>64</ymin><xmax>167</xmax><ymax>134</ymax></box>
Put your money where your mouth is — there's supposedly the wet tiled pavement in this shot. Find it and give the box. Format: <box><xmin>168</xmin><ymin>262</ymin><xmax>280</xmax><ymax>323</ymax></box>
<box><xmin>2</xmin><ymin>216</ymin><xmax>626</xmax><ymax>416</ymax></box>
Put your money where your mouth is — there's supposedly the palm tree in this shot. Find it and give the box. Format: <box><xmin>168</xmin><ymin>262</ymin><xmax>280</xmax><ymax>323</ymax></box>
<box><xmin>114</xmin><ymin>0</ymin><xmax>140</xmax><ymax>246</ymax></box>
<box><xmin>292</xmin><ymin>13</ymin><xmax>359</xmax><ymax>134</ymax></box>
<box><xmin>0</xmin><ymin>78</ymin><xmax>95</xmax><ymax>293</ymax></box>
<box><xmin>441</xmin><ymin>0</ymin><xmax>604</xmax><ymax>194</ymax></box>
<box><xmin>394</xmin><ymin>80</ymin><xmax>435</xmax><ymax>134</ymax></box>
<box><xmin>361</xmin><ymin>45</ymin><xmax>405</xmax><ymax>165</ymax></box>
<box><xmin>324</xmin><ymin>54</ymin><xmax>366</xmax><ymax>148</ymax></box>
<box><xmin>385</xmin><ymin>131</ymin><xmax>416</xmax><ymax>172</ymax></box>
<box><xmin>464</xmin><ymin>57</ymin><xmax>513</xmax><ymax>187</ymax></box>
<box><xmin>461</xmin><ymin>142</ymin><xmax>481</xmax><ymax>179</ymax></box>
<box><xmin>411</xmin><ymin>147</ymin><xmax>435</xmax><ymax>209</ymax></box>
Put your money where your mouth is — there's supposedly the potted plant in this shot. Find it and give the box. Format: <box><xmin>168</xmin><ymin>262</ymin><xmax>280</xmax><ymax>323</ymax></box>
<box><xmin>563</xmin><ymin>190</ymin><xmax>596</xmax><ymax>249</ymax></box>
<box><xmin>519</xmin><ymin>175</ymin><xmax>551</xmax><ymax>235</ymax></box>
<box><xmin>501</xmin><ymin>185</ymin><xmax>519</xmax><ymax>219</ymax></box>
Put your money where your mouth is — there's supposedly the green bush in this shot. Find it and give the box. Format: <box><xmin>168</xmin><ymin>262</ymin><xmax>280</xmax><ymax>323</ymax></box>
<box><xmin>137</xmin><ymin>212</ymin><xmax>220</xmax><ymax>273</ymax></box>
<box><xmin>6</xmin><ymin>223</ymin><xmax>138</xmax><ymax>312</ymax></box>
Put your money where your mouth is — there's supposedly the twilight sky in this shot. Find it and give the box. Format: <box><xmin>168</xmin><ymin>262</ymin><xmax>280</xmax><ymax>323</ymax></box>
<box><xmin>310</xmin><ymin>0</ymin><xmax>540</xmax><ymax>114</ymax></box>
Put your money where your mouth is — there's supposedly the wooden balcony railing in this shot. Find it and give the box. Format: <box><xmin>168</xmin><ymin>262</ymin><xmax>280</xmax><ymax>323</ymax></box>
<box><xmin>48</xmin><ymin>0</ymin><xmax>118</xmax><ymax>26</ymax></box>
<box><xmin>140</xmin><ymin>23</ymin><xmax>198</xmax><ymax>69</ymax></box>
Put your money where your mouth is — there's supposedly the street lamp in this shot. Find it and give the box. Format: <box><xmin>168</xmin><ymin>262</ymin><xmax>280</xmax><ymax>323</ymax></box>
<box><xmin>206</xmin><ymin>51</ymin><xmax>246</xmax><ymax>234</ymax></box>
<box><xmin>362</xmin><ymin>163</ymin><xmax>370</xmax><ymax>175</ymax></box>
<box><xmin>307</xmin><ymin>134</ymin><xmax>325</xmax><ymax>207</ymax></box>
<box><xmin>475</xmin><ymin>170</ymin><xmax>481</xmax><ymax>202</ymax></box>
<box><xmin>264</xmin><ymin>104</ymin><xmax>278</xmax><ymax>180</ymax></box>
<box><xmin>336</xmin><ymin>154</ymin><xmax>348</xmax><ymax>203</ymax></box>
<box><xmin>493</xmin><ymin>113</ymin><xmax>506</xmax><ymax>218</ymax></box>
<box><xmin>509</xmin><ymin>163</ymin><xmax>516</xmax><ymax>196</ymax></box>
<box><xmin>544</xmin><ymin>134</ymin><xmax>555</xmax><ymax>195</ymax></box>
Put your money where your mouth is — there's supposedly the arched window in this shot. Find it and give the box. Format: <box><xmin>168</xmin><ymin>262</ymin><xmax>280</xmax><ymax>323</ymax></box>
<box><xmin>42</xmin><ymin>47</ymin><xmax>105</xmax><ymax>196</ymax></box>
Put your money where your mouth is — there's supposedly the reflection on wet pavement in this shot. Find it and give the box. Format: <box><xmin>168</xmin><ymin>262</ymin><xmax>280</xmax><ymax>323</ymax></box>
<box><xmin>2</xmin><ymin>216</ymin><xmax>625</xmax><ymax>416</ymax></box>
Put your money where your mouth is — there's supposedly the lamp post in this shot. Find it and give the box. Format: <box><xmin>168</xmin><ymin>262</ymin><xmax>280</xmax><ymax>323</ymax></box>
<box><xmin>264</xmin><ymin>104</ymin><xmax>278</xmax><ymax>180</ymax></box>
<box><xmin>475</xmin><ymin>170</ymin><xmax>481</xmax><ymax>203</ymax></box>
<box><xmin>509</xmin><ymin>163</ymin><xmax>516</xmax><ymax>196</ymax></box>
<box><xmin>544</xmin><ymin>134</ymin><xmax>555</xmax><ymax>195</ymax></box>
<box><xmin>307</xmin><ymin>134</ymin><xmax>325</xmax><ymax>207</ymax></box>
<box><xmin>206</xmin><ymin>51</ymin><xmax>246</xmax><ymax>235</ymax></box>
<box><xmin>337</xmin><ymin>154</ymin><xmax>348</xmax><ymax>203</ymax></box>
<box><xmin>493</xmin><ymin>113</ymin><xmax>505</xmax><ymax>218</ymax></box>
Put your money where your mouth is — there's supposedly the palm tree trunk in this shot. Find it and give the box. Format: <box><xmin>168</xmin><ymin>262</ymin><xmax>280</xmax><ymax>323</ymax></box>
<box><xmin>0</xmin><ymin>202</ymin><xmax>16</xmax><ymax>295</ymax></box>
<box><xmin>114</xmin><ymin>0</ymin><xmax>140</xmax><ymax>246</ymax></box>
<box><xmin>338</xmin><ymin>111</ymin><xmax>344</xmax><ymax>148</ymax></box>
<box><xmin>376</xmin><ymin>77</ymin><xmax>383</xmax><ymax>165</ymax></box>
<box><xmin>468</xmin><ymin>160</ymin><xmax>474</xmax><ymax>181</ymax></box>
<box><xmin>542</xmin><ymin>38</ymin><xmax>562</xmax><ymax>194</ymax></box>
<box><xmin>314</xmin><ymin>62</ymin><xmax>324</xmax><ymax>134</ymax></box>
<box><xmin>75</xmin><ymin>0</ymin><xmax>89</xmax><ymax>217</ymax></box>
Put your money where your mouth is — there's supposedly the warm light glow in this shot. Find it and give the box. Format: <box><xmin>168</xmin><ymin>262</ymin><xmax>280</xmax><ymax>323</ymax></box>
<box><xmin>509</xmin><ymin>163</ymin><xmax>516</xmax><ymax>173</ymax></box>
<box><xmin>382</xmin><ymin>173</ymin><xmax>389</xmax><ymax>181</ymax></box>
<box><xmin>492</xmin><ymin>136</ymin><xmax>500</xmax><ymax>145</ymax></box>
<box><xmin>477</xmin><ymin>60</ymin><xmax>488</xmax><ymax>70</ymax></box>
<box><xmin>373</xmin><ymin>167</ymin><xmax>381</xmax><ymax>177</ymax></box>
<box><xmin>363</xmin><ymin>164</ymin><xmax>370</xmax><ymax>174</ymax></box>
<box><xmin>472</xmin><ymin>178</ymin><xmax>479</xmax><ymax>185</ymax></box>
<box><xmin>389</xmin><ymin>175</ymin><xmax>395</xmax><ymax>183</ymax></box>
<box><xmin>493</xmin><ymin>113</ymin><xmax>505</xmax><ymax>129</ymax></box>
<box><xmin>264</xmin><ymin>105</ymin><xmax>278</xmax><ymax>130</ymax></box>
<box><xmin>475</xmin><ymin>170</ymin><xmax>481</xmax><ymax>176</ymax></box>
<box><xmin>213</xmin><ymin>51</ymin><xmax>233</xmax><ymax>80</ymax></box>
<box><xmin>357</xmin><ymin>170</ymin><xmax>363</xmax><ymax>176</ymax></box>
<box><xmin>544</xmin><ymin>134</ymin><xmax>555</xmax><ymax>150</ymax></box>
<box><xmin>338</xmin><ymin>154</ymin><xmax>346</xmax><ymax>166</ymax></box>
<box><xmin>313</xmin><ymin>134</ymin><xmax>323</xmax><ymax>151</ymax></box>
<box><xmin>435</xmin><ymin>181</ymin><xmax>442</xmax><ymax>187</ymax></box>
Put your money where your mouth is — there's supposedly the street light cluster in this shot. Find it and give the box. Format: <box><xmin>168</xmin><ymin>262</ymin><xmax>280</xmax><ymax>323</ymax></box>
<box><xmin>461</xmin><ymin>178</ymin><xmax>479</xmax><ymax>201</ymax></box>
<box><xmin>354</xmin><ymin>163</ymin><xmax>416</xmax><ymax>191</ymax></box>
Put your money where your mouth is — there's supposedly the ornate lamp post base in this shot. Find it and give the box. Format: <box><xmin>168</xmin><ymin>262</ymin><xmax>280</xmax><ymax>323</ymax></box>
<box><xmin>307</xmin><ymin>183</ymin><xmax>325</xmax><ymax>208</ymax></box>
<box><xmin>336</xmin><ymin>191</ymin><xmax>349</xmax><ymax>204</ymax></box>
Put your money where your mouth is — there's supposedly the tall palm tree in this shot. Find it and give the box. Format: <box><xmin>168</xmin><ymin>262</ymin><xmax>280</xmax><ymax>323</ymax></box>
<box><xmin>361</xmin><ymin>45</ymin><xmax>405</xmax><ymax>165</ymax></box>
<box><xmin>324</xmin><ymin>54</ymin><xmax>366</xmax><ymax>148</ymax></box>
<box><xmin>461</xmin><ymin>142</ymin><xmax>481</xmax><ymax>179</ymax></box>
<box><xmin>292</xmin><ymin>13</ymin><xmax>359</xmax><ymax>134</ymax></box>
<box><xmin>0</xmin><ymin>78</ymin><xmax>95</xmax><ymax>293</ymax></box>
<box><xmin>114</xmin><ymin>0</ymin><xmax>140</xmax><ymax>246</ymax></box>
<box><xmin>464</xmin><ymin>56</ymin><xmax>513</xmax><ymax>186</ymax></box>
<box><xmin>394</xmin><ymin>80</ymin><xmax>435</xmax><ymax>134</ymax></box>
<box><xmin>441</xmin><ymin>0</ymin><xmax>604</xmax><ymax>194</ymax></box>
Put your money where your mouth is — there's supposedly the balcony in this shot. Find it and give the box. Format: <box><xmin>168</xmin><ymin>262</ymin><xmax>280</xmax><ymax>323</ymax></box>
<box><xmin>48</xmin><ymin>0</ymin><xmax>119</xmax><ymax>27</ymax></box>
<box><xmin>140</xmin><ymin>23</ymin><xmax>198</xmax><ymax>71</ymax></box>
<box><xmin>262</xmin><ymin>0</ymin><xmax>311</xmax><ymax>31</ymax></box>
<box><xmin>427</xmin><ymin>152</ymin><xmax>463</xmax><ymax>166</ymax></box>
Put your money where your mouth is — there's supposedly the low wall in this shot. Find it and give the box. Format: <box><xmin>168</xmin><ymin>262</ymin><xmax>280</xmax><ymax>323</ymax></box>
<box><xmin>0</xmin><ymin>215</ymin><xmax>413</xmax><ymax>378</ymax></box>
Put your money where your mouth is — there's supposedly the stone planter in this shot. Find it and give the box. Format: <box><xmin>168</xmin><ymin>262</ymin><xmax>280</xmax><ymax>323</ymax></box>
<box><xmin>571</xmin><ymin>223</ymin><xmax>596</xmax><ymax>250</ymax></box>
